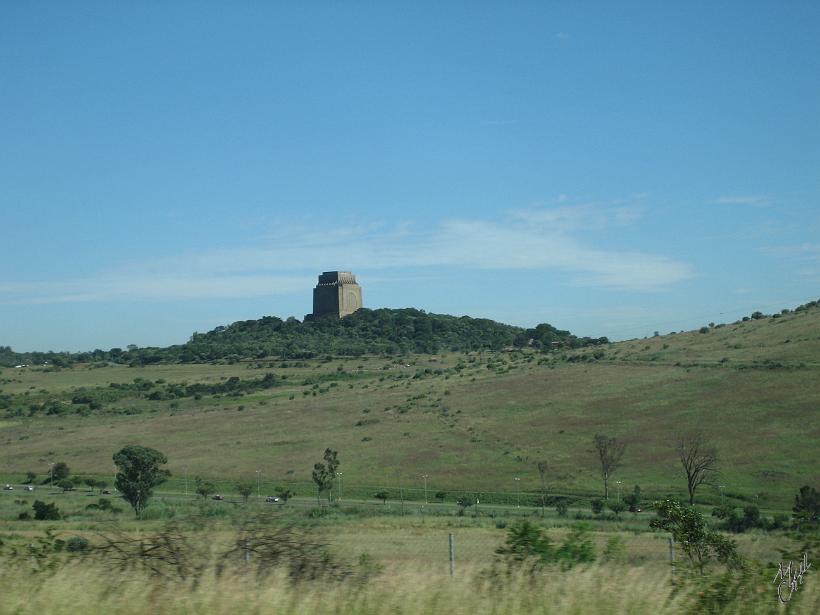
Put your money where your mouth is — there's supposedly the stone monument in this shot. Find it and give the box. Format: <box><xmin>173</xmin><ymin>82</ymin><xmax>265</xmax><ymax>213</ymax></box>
<box><xmin>308</xmin><ymin>271</ymin><xmax>363</xmax><ymax>319</ymax></box>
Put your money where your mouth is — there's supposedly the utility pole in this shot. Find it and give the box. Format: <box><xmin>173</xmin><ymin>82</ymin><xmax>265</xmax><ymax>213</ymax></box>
<box><xmin>514</xmin><ymin>477</ymin><xmax>520</xmax><ymax>508</ymax></box>
<box><xmin>337</xmin><ymin>472</ymin><xmax>343</xmax><ymax>501</ymax></box>
<box><xmin>616</xmin><ymin>480</ymin><xmax>622</xmax><ymax>502</ymax></box>
<box><xmin>256</xmin><ymin>469</ymin><xmax>261</xmax><ymax>500</ymax></box>
<box><xmin>185</xmin><ymin>468</ymin><xmax>188</xmax><ymax>496</ymax></box>
<box><xmin>422</xmin><ymin>474</ymin><xmax>428</xmax><ymax>504</ymax></box>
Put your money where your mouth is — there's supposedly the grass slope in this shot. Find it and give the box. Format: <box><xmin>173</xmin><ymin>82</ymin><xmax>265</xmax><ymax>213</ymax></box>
<box><xmin>1</xmin><ymin>305</ymin><xmax>818</xmax><ymax>509</ymax></box>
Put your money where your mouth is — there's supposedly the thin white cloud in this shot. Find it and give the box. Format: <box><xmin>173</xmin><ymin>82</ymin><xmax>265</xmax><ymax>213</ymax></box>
<box><xmin>0</xmin><ymin>205</ymin><xmax>693</xmax><ymax>304</ymax></box>
<box><xmin>762</xmin><ymin>242</ymin><xmax>820</xmax><ymax>261</ymax></box>
<box><xmin>713</xmin><ymin>195</ymin><xmax>771</xmax><ymax>206</ymax></box>
<box><xmin>0</xmin><ymin>274</ymin><xmax>310</xmax><ymax>305</ymax></box>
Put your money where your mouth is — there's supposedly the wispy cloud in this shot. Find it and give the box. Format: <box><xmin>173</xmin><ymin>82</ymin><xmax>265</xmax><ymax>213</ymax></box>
<box><xmin>762</xmin><ymin>242</ymin><xmax>820</xmax><ymax>261</ymax></box>
<box><xmin>713</xmin><ymin>195</ymin><xmax>771</xmax><ymax>206</ymax></box>
<box><xmin>0</xmin><ymin>275</ymin><xmax>310</xmax><ymax>305</ymax></box>
<box><xmin>0</xmin><ymin>203</ymin><xmax>693</xmax><ymax>304</ymax></box>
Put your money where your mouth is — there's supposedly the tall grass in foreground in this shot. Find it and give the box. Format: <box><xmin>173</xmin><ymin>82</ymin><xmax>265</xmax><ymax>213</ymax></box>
<box><xmin>1</xmin><ymin>562</ymin><xmax>816</xmax><ymax>615</ymax></box>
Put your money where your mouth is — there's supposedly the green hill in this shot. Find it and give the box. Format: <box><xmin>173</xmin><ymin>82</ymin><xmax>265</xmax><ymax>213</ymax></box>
<box><xmin>0</xmin><ymin>308</ymin><xmax>607</xmax><ymax>367</ymax></box>
<box><xmin>0</xmin><ymin>301</ymin><xmax>818</xmax><ymax>510</ymax></box>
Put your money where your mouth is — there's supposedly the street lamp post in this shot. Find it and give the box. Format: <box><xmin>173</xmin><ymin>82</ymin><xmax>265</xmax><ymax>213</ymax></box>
<box><xmin>616</xmin><ymin>480</ymin><xmax>622</xmax><ymax>502</ymax></box>
<box><xmin>422</xmin><ymin>474</ymin><xmax>428</xmax><ymax>504</ymax></box>
<box><xmin>49</xmin><ymin>463</ymin><xmax>54</xmax><ymax>488</ymax></box>
<box><xmin>514</xmin><ymin>477</ymin><xmax>520</xmax><ymax>508</ymax></box>
<box><xmin>256</xmin><ymin>470</ymin><xmax>261</xmax><ymax>500</ymax></box>
<box><xmin>185</xmin><ymin>468</ymin><xmax>188</xmax><ymax>496</ymax></box>
<box><xmin>337</xmin><ymin>472</ymin><xmax>343</xmax><ymax>501</ymax></box>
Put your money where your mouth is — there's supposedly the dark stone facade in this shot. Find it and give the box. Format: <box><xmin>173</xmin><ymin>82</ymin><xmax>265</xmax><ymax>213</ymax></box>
<box><xmin>308</xmin><ymin>271</ymin><xmax>363</xmax><ymax>319</ymax></box>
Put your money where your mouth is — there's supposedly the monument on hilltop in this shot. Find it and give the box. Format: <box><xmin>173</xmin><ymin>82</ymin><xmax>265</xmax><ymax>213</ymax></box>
<box><xmin>307</xmin><ymin>271</ymin><xmax>363</xmax><ymax>319</ymax></box>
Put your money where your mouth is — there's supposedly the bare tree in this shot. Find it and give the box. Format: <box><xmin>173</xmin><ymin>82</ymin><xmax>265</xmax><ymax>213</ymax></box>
<box><xmin>536</xmin><ymin>460</ymin><xmax>548</xmax><ymax>517</ymax></box>
<box><xmin>677</xmin><ymin>431</ymin><xmax>717</xmax><ymax>505</ymax></box>
<box><xmin>592</xmin><ymin>434</ymin><xmax>626</xmax><ymax>500</ymax></box>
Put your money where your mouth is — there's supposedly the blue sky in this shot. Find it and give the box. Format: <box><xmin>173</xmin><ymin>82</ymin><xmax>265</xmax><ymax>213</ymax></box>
<box><xmin>1</xmin><ymin>2</ymin><xmax>818</xmax><ymax>351</ymax></box>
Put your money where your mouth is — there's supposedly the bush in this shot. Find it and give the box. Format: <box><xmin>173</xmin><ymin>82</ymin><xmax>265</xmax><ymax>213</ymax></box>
<box><xmin>607</xmin><ymin>501</ymin><xmax>626</xmax><ymax>516</ymax></box>
<box><xmin>56</xmin><ymin>479</ymin><xmax>75</xmax><ymax>492</ymax></box>
<box><xmin>590</xmin><ymin>499</ymin><xmax>604</xmax><ymax>514</ymax></box>
<box><xmin>650</xmin><ymin>500</ymin><xmax>742</xmax><ymax>573</ymax></box>
<box><xmin>66</xmin><ymin>536</ymin><xmax>89</xmax><ymax>552</ymax></box>
<box><xmin>556</xmin><ymin>500</ymin><xmax>568</xmax><ymax>517</ymax></box>
<box><xmin>32</xmin><ymin>500</ymin><xmax>61</xmax><ymax>520</ymax></box>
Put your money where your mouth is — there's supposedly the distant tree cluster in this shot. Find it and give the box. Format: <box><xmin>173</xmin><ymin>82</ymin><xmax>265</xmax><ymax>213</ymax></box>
<box><xmin>0</xmin><ymin>308</ymin><xmax>608</xmax><ymax>367</ymax></box>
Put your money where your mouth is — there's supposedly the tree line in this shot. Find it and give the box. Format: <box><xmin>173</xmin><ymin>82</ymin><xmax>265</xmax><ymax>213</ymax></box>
<box><xmin>0</xmin><ymin>308</ymin><xmax>607</xmax><ymax>367</ymax></box>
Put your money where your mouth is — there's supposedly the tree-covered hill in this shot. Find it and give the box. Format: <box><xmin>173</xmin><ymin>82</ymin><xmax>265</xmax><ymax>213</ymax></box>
<box><xmin>1</xmin><ymin>308</ymin><xmax>607</xmax><ymax>367</ymax></box>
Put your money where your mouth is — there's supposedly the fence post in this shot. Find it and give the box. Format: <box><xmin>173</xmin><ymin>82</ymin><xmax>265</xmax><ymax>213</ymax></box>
<box><xmin>668</xmin><ymin>536</ymin><xmax>675</xmax><ymax>582</ymax></box>
<box><xmin>449</xmin><ymin>532</ymin><xmax>455</xmax><ymax>577</ymax></box>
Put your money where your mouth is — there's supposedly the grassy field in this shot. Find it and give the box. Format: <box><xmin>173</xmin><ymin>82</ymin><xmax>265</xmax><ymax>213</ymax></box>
<box><xmin>2</xmin><ymin>307</ymin><xmax>819</xmax><ymax>613</ymax></box>
<box><xmin>0</xmin><ymin>494</ymin><xmax>816</xmax><ymax>615</ymax></box>
<box><xmin>1</xmin><ymin>305</ymin><xmax>819</xmax><ymax>510</ymax></box>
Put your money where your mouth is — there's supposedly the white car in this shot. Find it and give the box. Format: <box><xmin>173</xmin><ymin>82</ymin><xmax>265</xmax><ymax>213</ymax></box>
<box><xmin>24</xmin><ymin>485</ymin><xmax>34</xmax><ymax>492</ymax></box>
<box><xmin>2</xmin><ymin>484</ymin><xmax>12</xmax><ymax>491</ymax></box>
<box><xmin>265</xmin><ymin>496</ymin><xmax>280</xmax><ymax>503</ymax></box>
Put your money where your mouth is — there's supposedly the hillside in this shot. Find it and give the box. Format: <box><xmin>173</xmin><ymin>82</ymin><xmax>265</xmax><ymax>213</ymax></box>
<box><xmin>0</xmin><ymin>301</ymin><xmax>818</xmax><ymax>509</ymax></box>
<box><xmin>0</xmin><ymin>308</ymin><xmax>607</xmax><ymax>367</ymax></box>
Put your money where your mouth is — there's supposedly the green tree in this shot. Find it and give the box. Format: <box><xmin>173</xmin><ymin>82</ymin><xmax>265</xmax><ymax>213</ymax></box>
<box><xmin>650</xmin><ymin>499</ymin><xmax>742</xmax><ymax>574</ymax></box>
<box><xmin>236</xmin><ymin>479</ymin><xmax>253</xmax><ymax>503</ymax></box>
<box><xmin>51</xmin><ymin>462</ymin><xmax>70</xmax><ymax>483</ymax></box>
<box><xmin>56</xmin><ymin>479</ymin><xmax>74</xmax><ymax>492</ymax></box>
<box><xmin>311</xmin><ymin>448</ymin><xmax>339</xmax><ymax>504</ymax></box>
<box><xmin>624</xmin><ymin>485</ymin><xmax>642</xmax><ymax>513</ymax></box>
<box><xmin>112</xmin><ymin>445</ymin><xmax>169</xmax><ymax>517</ymax></box>
<box><xmin>276</xmin><ymin>488</ymin><xmax>295</xmax><ymax>504</ymax></box>
<box><xmin>607</xmin><ymin>500</ymin><xmax>626</xmax><ymax>516</ymax></box>
<box><xmin>195</xmin><ymin>477</ymin><xmax>215</xmax><ymax>499</ymax></box>
<box><xmin>25</xmin><ymin>471</ymin><xmax>36</xmax><ymax>484</ymax></box>
<box><xmin>457</xmin><ymin>494</ymin><xmax>474</xmax><ymax>511</ymax></box>
<box><xmin>32</xmin><ymin>500</ymin><xmax>61</xmax><ymax>520</ymax></box>
<box><xmin>793</xmin><ymin>485</ymin><xmax>820</xmax><ymax>527</ymax></box>
<box><xmin>374</xmin><ymin>490</ymin><xmax>388</xmax><ymax>505</ymax></box>
<box><xmin>496</xmin><ymin>520</ymin><xmax>553</xmax><ymax>562</ymax></box>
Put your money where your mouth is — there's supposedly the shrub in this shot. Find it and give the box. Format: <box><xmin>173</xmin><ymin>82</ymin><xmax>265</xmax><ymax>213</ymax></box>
<box><xmin>590</xmin><ymin>499</ymin><xmax>604</xmax><ymax>514</ymax></box>
<box><xmin>32</xmin><ymin>500</ymin><xmax>61</xmax><ymax>520</ymax></box>
<box><xmin>67</xmin><ymin>536</ymin><xmax>90</xmax><ymax>552</ymax></box>
<box><xmin>793</xmin><ymin>485</ymin><xmax>820</xmax><ymax>527</ymax></box>
<box><xmin>556</xmin><ymin>500</ymin><xmax>568</xmax><ymax>517</ymax></box>
<box><xmin>650</xmin><ymin>500</ymin><xmax>742</xmax><ymax>574</ymax></box>
<box><xmin>494</xmin><ymin>521</ymin><xmax>596</xmax><ymax>575</ymax></box>
<box><xmin>607</xmin><ymin>500</ymin><xmax>626</xmax><ymax>516</ymax></box>
<box><xmin>56</xmin><ymin>479</ymin><xmax>75</xmax><ymax>492</ymax></box>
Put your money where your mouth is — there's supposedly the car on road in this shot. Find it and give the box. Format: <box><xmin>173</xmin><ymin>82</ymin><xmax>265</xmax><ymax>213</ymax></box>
<box><xmin>2</xmin><ymin>484</ymin><xmax>12</xmax><ymax>491</ymax></box>
<box><xmin>24</xmin><ymin>485</ymin><xmax>34</xmax><ymax>492</ymax></box>
<box><xmin>265</xmin><ymin>496</ymin><xmax>280</xmax><ymax>503</ymax></box>
<box><xmin>212</xmin><ymin>494</ymin><xmax>224</xmax><ymax>501</ymax></box>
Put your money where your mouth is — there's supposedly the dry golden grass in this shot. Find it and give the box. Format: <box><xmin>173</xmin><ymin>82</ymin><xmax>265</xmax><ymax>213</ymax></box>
<box><xmin>2</xmin><ymin>559</ymin><xmax>817</xmax><ymax>615</ymax></box>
